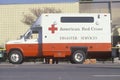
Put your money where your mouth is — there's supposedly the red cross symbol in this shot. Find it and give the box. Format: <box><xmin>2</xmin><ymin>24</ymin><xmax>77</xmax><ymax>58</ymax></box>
<box><xmin>48</xmin><ymin>24</ymin><xmax>58</xmax><ymax>34</ymax></box>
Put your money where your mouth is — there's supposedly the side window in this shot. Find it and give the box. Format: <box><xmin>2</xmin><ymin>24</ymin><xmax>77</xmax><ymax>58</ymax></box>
<box><xmin>32</xmin><ymin>32</ymin><xmax>39</xmax><ymax>39</ymax></box>
<box><xmin>31</xmin><ymin>27</ymin><xmax>41</xmax><ymax>39</ymax></box>
<box><xmin>61</xmin><ymin>17</ymin><xmax>94</xmax><ymax>23</ymax></box>
<box><xmin>24</xmin><ymin>27</ymin><xmax>41</xmax><ymax>40</ymax></box>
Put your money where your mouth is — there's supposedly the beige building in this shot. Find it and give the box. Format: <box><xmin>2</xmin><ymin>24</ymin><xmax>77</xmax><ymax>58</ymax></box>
<box><xmin>0</xmin><ymin>2</ymin><xmax>79</xmax><ymax>47</ymax></box>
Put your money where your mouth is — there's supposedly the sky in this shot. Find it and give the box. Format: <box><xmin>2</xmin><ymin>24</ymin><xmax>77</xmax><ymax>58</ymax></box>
<box><xmin>0</xmin><ymin>0</ymin><xmax>78</xmax><ymax>4</ymax></box>
<box><xmin>0</xmin><ymin>0</ymin><xmax>119</xmax><ymax>4</ymax></box>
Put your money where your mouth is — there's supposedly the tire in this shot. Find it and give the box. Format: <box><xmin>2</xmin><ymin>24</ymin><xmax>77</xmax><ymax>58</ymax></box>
<box><xmin>9</xmin><ymin>50</ymin><xmax>23</xmax><ymax>64</ymax></box>
<box><xmin>71</xmin><ymin>50</ymin><xmax>86</xmax><ymax>64</ymax></box>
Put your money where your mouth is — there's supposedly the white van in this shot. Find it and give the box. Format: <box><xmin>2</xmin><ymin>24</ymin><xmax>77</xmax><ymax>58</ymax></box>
<box><xmin>6</xmin><ymin>13</ymin><xmax>112</xmax><ymax>64</ymax></box>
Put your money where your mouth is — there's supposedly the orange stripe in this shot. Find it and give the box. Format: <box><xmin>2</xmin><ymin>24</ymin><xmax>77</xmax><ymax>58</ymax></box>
<box><xmin>6</xmin><ymin>43</ymin><xmax>111</xmax><ymax>57</ymax></box>
<box><xmin>43</xmin><ymin>43</ymin><xmax>111</xmax><ymax>51</ymax></box>
<box><xmin>42</xmin><ymin>43</ymin><xmax>111</xmax><ymax>57</ymax></box>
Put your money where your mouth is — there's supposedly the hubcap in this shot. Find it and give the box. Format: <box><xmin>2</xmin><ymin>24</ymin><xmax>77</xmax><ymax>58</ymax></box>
<box><xmin>75</xmin><ymin>53</ymin><xmax>83</xmax><ymax>62</ymax></box>
<box><xmin>11</xmin><ymin>54</ymin><xmax>19</xmax><ymax>62</ymax></box>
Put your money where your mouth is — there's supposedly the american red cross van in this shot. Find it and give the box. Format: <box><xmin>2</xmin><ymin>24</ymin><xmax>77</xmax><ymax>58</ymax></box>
<box><xmin>6</xmin><ymin>13</ymin><xmax>111</xmax><ymax>64</ymax></box>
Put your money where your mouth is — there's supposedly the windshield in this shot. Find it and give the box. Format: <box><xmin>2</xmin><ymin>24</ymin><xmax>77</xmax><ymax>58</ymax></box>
<box><xmin>20</xmin><ymin>16</ymin><xmax>41</xmax><ymax>39</ymax></box>
<box><xmin>25</xmin><ymin>30</ymin><xmax>32</xmax><ymax>39</ymax></box>
<box><xmin>21</xmin><ymin>27</ymin><xmax>41</xmax><ymax>40</ymax></box>
<box><xmin>20</xmin><ymin>29</ymin><xmax>30</xmax><ymax>39</ymax></box>
<box><xmin>22</xmin><ymin>29</ymin><xmax>32</xmax><ymax>39</ymax></box>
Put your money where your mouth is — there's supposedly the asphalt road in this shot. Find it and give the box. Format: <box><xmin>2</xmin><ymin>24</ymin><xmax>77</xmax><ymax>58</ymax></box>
<box><xmin>0</xmin><ymin>63</ymin><xmax>120</xmax><ymax>80</ymax></box>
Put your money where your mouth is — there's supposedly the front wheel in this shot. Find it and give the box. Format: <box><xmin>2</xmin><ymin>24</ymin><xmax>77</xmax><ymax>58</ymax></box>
<box><xmin>9</xmin><ymin>50</ymin><xmax>23</xmax><ymax>64</ymax></box>
<box><xmin>71</xmin><ymin>50</ymin><xmax>86</xmax><ymax>64</ymax></box>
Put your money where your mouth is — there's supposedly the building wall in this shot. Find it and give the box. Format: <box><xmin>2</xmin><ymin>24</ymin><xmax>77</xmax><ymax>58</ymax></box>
<box><xmin>0</xmin><ymin>2</ymin><xmax>79</xmax><ymax>47</ymax></box>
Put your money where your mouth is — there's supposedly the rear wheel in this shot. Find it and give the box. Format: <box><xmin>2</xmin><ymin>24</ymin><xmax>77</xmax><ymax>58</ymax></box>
<box><xmin>9</xmin><ymin>50</ymin><xmax>23</xmax><ymax>64</ymax></box>
<box><xmin>71</xmin><ymin>50</ymin><xmax>86</xmax><ymax>64</ymax></box>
